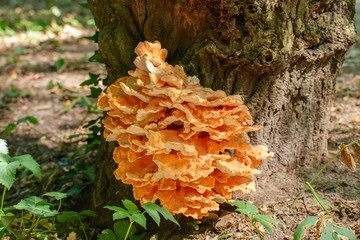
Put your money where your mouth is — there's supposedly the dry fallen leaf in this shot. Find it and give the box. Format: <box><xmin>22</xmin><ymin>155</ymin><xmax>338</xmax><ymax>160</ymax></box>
<box><xmin>351</xmin><ymin>143</ymin><xmax>360</xmax><ymax>163</ymax></box>
<box><xmin>339</xmin><ymin>143</ymin><xmax>356</xmax><ymax>171</ymax></box>
<box><xmin>66</xmin><ymin>232</ymin><xmax>76</xmax><ymax>240</ymax></box>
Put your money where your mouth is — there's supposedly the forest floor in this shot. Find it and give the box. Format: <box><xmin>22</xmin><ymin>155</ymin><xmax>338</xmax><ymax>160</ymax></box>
<box><xmin>0</xmin><ymin>1</ymin><xmax>359</xmax><ymax>240</ymax></box>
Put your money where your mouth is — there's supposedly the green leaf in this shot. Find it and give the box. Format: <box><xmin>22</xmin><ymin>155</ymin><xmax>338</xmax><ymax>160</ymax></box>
<box><xmin>293</xmin><ymin>216</ymin><xmax>318</xmax><ymax>240</ymax></box>
<box><xmin>80</xmin><ymin>73</ymin><xmax>100</xmax><ymax>86</ymax></box>
<box><xmin>54</xmin><ymin>59</ymin><xmax>65</xmax><ymax>72</ymax></box>
<box><xmin>12</xmin><ymin>154</ymin><xmax>41</xmax><ymax>180</ymax></box>
<box><xmin>332</xmin><ymin>233</ymin><xmax>340</xmax><ymax>240</ymax></box>
<box><xmin>14</xmin><ymin>47</ymin><xmax>28</xmax><ymax>55</ymax></box>
<box><xmin>113</xmin><ymin>220</ymin><xmax>136</xmax><ymax>239</ymax></box>
<box><xmin>113</xmin><ymin>209</ymin><xmax>131</xmax><ymax>221</ymax></box>
<box><xmin>122</xmin><ymin>199</ymin><xmax>138</xmax><ymax>211</ymax></box>
<box><xmin>79</xmin><ymin>2</ymin><xmax>89</xmax><ymax>9</ymax></box>
<box><xmin>0</xmin><ymin>160</ymin><xmax>20</xmax><ymax>189</ymax></box>
<box><xmin>132</xmin><ymin>213</ymin><xmax>147</xmax><ymax>229</ymax></box>
<box><xmin>38</xmin><ymin>218</ymin><xmax>53</xmax><ymax>230</ymax></box>
<box><xmin>83</xmin><ymin>117</ymin><xmax>102</xmax><ymax>128</ymax></box>
<box><xmin>57</xmin><ymin>211</ymin><xmax>80</xmax><ymax>223</ymax></box>
<box><xmin>334</xmin><ymin>225</ymin><xmax>356</xmax><ymax>240</ymax></box>
<box><xmin>88</xmin><ymin>50</ymin><xmax>104</xmax><ymax>63</ymax></box>
<box><xmin>0</xmin><ymin>227</ymin><xmax>6</xmax><ymax>239</ymax></box>
<box><xmin>14</xmin><ymin>196</ymin><xmax>58</xmax><ymax>217</ymax></box>
<box><xmin>85</xmin><ymin>31</ymin><xmax>99</xmax><ymax>43</ymax></box>
<box><xmin>0</xmin><ymin>153</ymin><xmax>10</xmax><ymax>163</ymax></box>
<box><xmin>143</xmin><ymin>203</ymin><xmax>161</xmax><ymax>226</ymax></box>
<box><xmin>98</xmin><ymin>229</ymin><xmax>117</xmax><ymax>240</ymax></box>
<box><xmin>24</xmin><ymin>116</ymin><xmax>39</xmax><ymax>125</ymax></box>
<box><xmin>83</xmin><ymin>166</ymin><xmax>96</xmax><ymax>182</ymax></box>
<box><xmin>47</xmin><ymin>80</ymin><xmax>55</xmax><ymax>90</ymax></box>
<box><xmin>4</xmin><ymin>123</ymin><xmax>17</xmax><ymax>133</ymax></box>
<box><xmin>14</xmin><ymin>196</ymin><xmax>46</xmax><ymax>208</ymax></box>
<box><xmin>89</xmin><ymin>87</ymin><xmax>102</xmax><ymax>98</ymax></box>
<box><xmin>127</xmin><ymin>209</ymin><xmax>141</xmax><ymax>215</ymax></box>
<box><xmin>253</xmin><ymin>214</ymin><xmax>277</xmax><ymax>234</ymax></box>
<box><xmin>66</xmin><ymin>183</ymin><xmax>84</xmax><ymax>197</ymax></box>
<box><xmin>6</xmin><ymin>85</ymin><xmax>21</xmax><ymax>98</ymax></box>
<box><xmin>104</xmin><ymin>205</ymin><xmax>126</xmax><ymax>212</ymax></box>
<box><xmin>86</xmin><ymin>19</ymin><xmax>95</xmax><ymax>26</ymax></box>
<box><xmin>80</xmin><ymin>209</ymin><xmax>97</xmax><ymax>217</ymax></box>
<box><xmin>320</xmin><ymin>222</ymin><xmax>333</xmax><ymax>240</ymax></box>
<box><xmin>0</xmin><ymin>214</ymin><xmax>15</xmax><ymax>228</ymax></box>
<box><xmin>43</xmin><ymin>191</ymin><xmax>67</xmax><ymax>200</ymax></box>
<box><xmin>231</xmin><ymin>201</ymin><xmax>259</xmax><ymax>215</ymax></box>
<box><xmin>144</xmin><ymin>202</ymin><xmax>180</xmax><ymax>226</ymax></box>
<box><xmin>188</xmin><ymin>221</ymin><xmax>200</xmax><ymax>231</ymax></box>
<box><xmin>17</xmin><ymin>118</ymin><xmax>27</xmax><ymax>124</ymax></box>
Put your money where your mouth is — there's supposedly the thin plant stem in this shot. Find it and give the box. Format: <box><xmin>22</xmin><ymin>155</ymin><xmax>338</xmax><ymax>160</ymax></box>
<box><xmin>27</xmin><ymin>213</ymin><xmax>37</xmax><ymax>235</ymax></box>
<box><xmin>251</xmin><ymin>218</ymin><xmax>263</xmax><ymax>240</ymax></box>
<box><xmin>78</xmin><ymin>218</ymin><xmax>89</xmax><ymax>240</ymax></box>
<box><xmin>291</xmin><ymin>141</ymin><xmax>358</xmax><ymax>206</ymax></box>
<box><xmin>124</xmin><ymin>220</ymin><xmax>134</xmax><ymax>240</ymax></box>
<box><xmin>306</xmin><ymin>182</ymin><xmax>333</xmax><ymax>218</ymax></box>
<box><xmin>1</xmin><ymin>186</ymin><xmax>7</xmax><ymax>211</ymax></box>
<box><xmin>28</xmin><ymin>216</ymin><xmax>42</xmax><ymax>236</ymax></box>
<box><xmin>309</xmin><ymin>141</ymin><xmax>358</xmax><ymax>183</ymax></box>
<box><xmin>57</xmin><ymin>199</ymin><xmax>62</xmax><ymax>212</ymax></box>
<box><xmin>20</xmin><ymin>210</ymin><xmax>24</xmax><ymax>231</ymax></box>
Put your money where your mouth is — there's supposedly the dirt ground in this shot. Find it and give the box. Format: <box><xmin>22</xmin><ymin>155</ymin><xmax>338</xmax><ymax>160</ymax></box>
<box><xmin>0</xmin><ymin>2</ymin><xmax>359</xmax><ymax>240</ymax></box>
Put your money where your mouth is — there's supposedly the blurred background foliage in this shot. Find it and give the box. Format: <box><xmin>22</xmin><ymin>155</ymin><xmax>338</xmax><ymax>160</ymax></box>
<box><xmin>0</xmin><ymin>0</ymin><xmax>93</xmax><ymax>36</ymax></box>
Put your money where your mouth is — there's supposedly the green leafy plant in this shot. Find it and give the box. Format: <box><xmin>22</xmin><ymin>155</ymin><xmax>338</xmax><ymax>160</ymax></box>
<box><xmin>58</xmin><ymin>73</ymin><xmax>102</xmax><ymax>115</ymax></box>
<box><xmin>0</xmin><ymin>0</ymin><xmax>93</xmax><ymax>37</ymax></box>
<box><xmin>81</xmin><ymin>73</ymin><xmax>100</xmax><ymax>87</ymax></box>
<box><xmin>293</xmin><ymin>141</ymin><xmax>359</xmax><ymax>240</ymax></box>
<box><xmin>0</xmin><ymin>138</ymin><xmax>43</xmax><ymax>238</ymax></box>
<box><xmin>88</xmin><ymin>50</ymin><xmax>104</xmax><ymax>64</ymax></box>
<box><xmin>99</xmin><ymin>200</ymin><xmax>179</xmax><ymax>240</ymax></box>
<box><xmin>3</xmin><ymin>116</ymin><xmax>39</xmax><ymax>134</ymax></box>
<box><xmin>5</xmin><ymin>84</ymin><xmax>30</xmax><ymax>99</ymax></box>
<box><xmin>227</xmin><ymin>200</ymin><xmax>282</xmax><ymax>240</ymax></box>
<box><xmin>0</xmin><ymin>148</ymin><xmax>41</xmax><ymax>211</ymax></box>
<box><xmin>57</xmin><ymin>209</ymin><xmax>97</xmax><ymax>240</ymax></box>
<box><xmin>62</xmin><ymin>43</ymin><xmax>103</xmax><ymax>149</ymax></box>
<box><xmin>47</xmin><ymin>79</ymin><xmax>64</xmax><ymax>90</ymax></box>
<box><xmin>293</xmin><ymin>182</ymin><xmax>356</xmax><ymax>240</ymax></box>
<box><xmin>59</xmin><ymin>95</ymin><xmax>100</xmax><ymax>114</ymax></box>
<box><xmin>0</xmin><ymin>192</ymin><xmax>69</xmax><ymax>239</ymax></box>
<box><xmin>0</xmin><ymin>139</ymin><xmax>96</xmax><ymax>239</ymax></box>
<box><xmin>54</xmin><ymin>58</ymin><xmax>66</xmax><ymax>72</ymax></box>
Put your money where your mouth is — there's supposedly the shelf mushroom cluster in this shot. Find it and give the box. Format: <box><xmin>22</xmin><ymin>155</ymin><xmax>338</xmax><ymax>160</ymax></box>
<box><xmin>98</xmin><ymin>41</ymin><xmax>273</xmax><ymax>219</ymax></box>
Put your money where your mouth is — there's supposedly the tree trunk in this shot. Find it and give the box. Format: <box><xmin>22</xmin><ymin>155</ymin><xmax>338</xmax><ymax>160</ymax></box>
<box><xmin>88</xmin><ymin>0</ymin><xmax>355</xmax><ymax>227</ymax></box>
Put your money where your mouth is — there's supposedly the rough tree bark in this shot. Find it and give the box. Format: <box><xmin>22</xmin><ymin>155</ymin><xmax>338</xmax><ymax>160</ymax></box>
<box><xmin>88</xmin><ymin>0</ymin><xmax>355</xmax><ymax>227</ymax></box>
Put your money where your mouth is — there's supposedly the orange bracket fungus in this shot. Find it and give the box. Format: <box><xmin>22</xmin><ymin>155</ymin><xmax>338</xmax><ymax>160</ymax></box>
<box><xmin>97</xmin><ymin>41</ymin><xmax>273</xmax><ymax>219</ymax></box>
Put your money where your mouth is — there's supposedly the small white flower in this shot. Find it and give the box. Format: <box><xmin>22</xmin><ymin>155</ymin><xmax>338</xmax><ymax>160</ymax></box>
<box><xmin>0</xmin><ymin>139</ymin><xmax>9</xmax><ymax>155</ymax></box>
